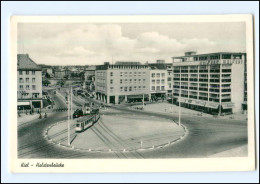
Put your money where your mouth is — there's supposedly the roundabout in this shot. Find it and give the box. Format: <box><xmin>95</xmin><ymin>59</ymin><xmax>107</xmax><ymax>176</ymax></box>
<box><xmin>45</xmin><ymin>111</ymin><xmax>187</xmax><ymax>153</ymax></box>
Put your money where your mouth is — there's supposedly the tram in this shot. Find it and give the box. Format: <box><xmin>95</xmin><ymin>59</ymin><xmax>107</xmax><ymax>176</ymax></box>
<box><xmin>75</xmin><ymin>109</ymin><xmax>100</xmax><ymax>132</ymax></box>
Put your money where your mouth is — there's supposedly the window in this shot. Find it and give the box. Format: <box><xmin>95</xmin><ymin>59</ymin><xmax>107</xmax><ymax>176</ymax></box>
<box><xmin>156</xmin><ymin>73</ymin><xmax>160</xmax><ymax>78</ymax></box>
<box><xmin>129</xmin><ymin>87</ymin><xmax>132</xmax><ymax>91</ymax></box>
<box><xmin>143</xmin><ymin>86</ymin><xmax>146</xmax><ymax>89</ymax></box>
<box><xmin>129</xmin><ymin>72</ymin><xmax>132</xmax><ymax>76</ymax></box>
<box><xmin>19</xmin><ymin>78</ymin><xmax>23</xmax><ymax>83</ymax></box>
<box><xmin>139</xmin><ymin>86</ymin><xmax>141</xmax><ymax>90</ymax></box>
<box><xmin>124</xmin><ymin>87</ymin><xmax>127</xmax><ymax>92</ymax></box>
<box><xmin>26</xmin><ymin>71</ymin><xmax>29</xmax><ymax>75</ymax></box>
<box><xmin>134</xmin><ymin>72</ymin><xmax>137</xmax><ymax>76</ymax></box>
<box><xmin>152</xmin><ymin>80</ymin><xmax>155</xmax><ymax>84</ymax></box>
<box><xmin>32</xmin><ymin>78</ymin><xmax>35</xmax><ymax>83</ymax></box>
<box><xmin>26</xmin><ymin>85</ymin><xmax>30</xmax><ymax>90</ymax></box>
<box><xmin>152</xmin><ymin>86</ymin><xmax>155</xmax><ymax>91</ymax></box>
<box><xmin>32</xmin><ymin>71</ymin><xmax>35</xmax><ymax>75</ymax></box>
<box><xmin>19</xmin><ymin>71</ymin><xmax>23</xmax><ymax>75</ymax></box>
<box><xmin>120</xmin><ymin>79</ymin><xmax>122</xmax><ymax>84</ymax></box>
<box><xmin>129</xmin><ymin>79</ymin><xmax>132</xmax><ymax>83</ymax></box>
<box><xmin>156</xmin><ymin>86</ymin><xmax>160</xmax><ymax>90</ymax></box>
<box><xmin>143</xmin><ymin>72</ymin><xmax>146</xmax><ymax>76</ymax></box>
<box><xmin>26</xmin><ymin>78</ymin><xmax>29</xmax><ymax>82</ymax></box>
<box><xmin>125</xmin><ymin>79</ymin><xmax>128</xmax><ymax>83</ymax></box>
<box><xmin>143</xmin><ymin>79</ymin><xmax>145</xmax><ymax>83</ymax></box>
<box><xmin>161</xmin><ymin>86</ymin><xmax>165</xmax><ymax>90</ymax></box>
<box><xmin>110</xmin><ymin>79</ymin><xmax>113</xmax><ymax>84</ymax></box>
<box><xmin>156</xmin><ymin>80</ymin><xmax>160</xmax><ymax>84</ymax></box>
<box><xmin>139</xmin><ymin>79</ymin><xmax>141</xmax><ymax>83</ymax></box>
<box><xmin>138</xmin><ymin>72</ymin><xmax>141</xmax><ymax>76</ymax></box>
<box><xmin>134</xmin><ymin>79</ymin><xmax>137</xmax><ymax>83</ymax></box>
<box><xmin>32</xmin><ymin>85</ymin><xmax>36</xmax><ymax>90</ymax></box>
<box><xmin>110</xmin><ymin>87</ymin><xmax>114</xmax><ymax>91</ymax></box>
<box><xmin>134</xmin><ymin>86</ymin><xmax>137</xmax><ymax>90</ymax></box>
<box><xmin>120</xmin><ymin>72</ymin><xmax>123</xmax><ymax>77</ymax></box>
<box><xmin>19</xmin><ymin>85</ymin><xmax>23</xmax><ymax>89</ymax></box>
<box><xmin>162</xmin><ymin>73</ymin><xmax>165</xmax><ymax>77</ymax></box>
<box><xmin>120</xmin><ymin>87</ymin><xmax>123</xmax><ymax>92</ymax></box>
<box><xmin>110</xmin><ymin>72</ymin><xmax>113</xmax><ymax>76</ymax></box>
<box><xmin>151</xmin><ymin>73</ymin><xmax>155</xmax><ymax>78</ymax></box>
<box><xmin>161</xmin><ymin>79</ymin><xmax>165</xmax><ymax>84</ymax></box>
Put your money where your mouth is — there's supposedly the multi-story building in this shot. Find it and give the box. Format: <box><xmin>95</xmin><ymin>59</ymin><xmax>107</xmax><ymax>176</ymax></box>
<box><xmin>95</xmin><ymin>62</ymin><xmax>151</xmax><ymax>104</ymax></box>
<box><xmin>148</xmin><ymin>61</ymin><xmax>168</xmax><ymax>101</ymax></box>
<box><xmin>17</xmin><ymin>54</ymin><xmax>43</xmax><ymax>110</ymax></box>
<box><xmin>84</xmin><ymin>65</ymin><xmax>96</xmax><ymax>91</ymax></box>
<box><xmin>171</xmin><ymin>51</ymin><xmax>247</xmax><ymax>115</ymax></box>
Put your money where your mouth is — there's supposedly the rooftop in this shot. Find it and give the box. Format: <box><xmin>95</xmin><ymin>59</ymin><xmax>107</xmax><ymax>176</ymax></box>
<box><xmin>17</xmin><ymin>54</ymin><xmax>41</xmax><ymax>71</ymax></box>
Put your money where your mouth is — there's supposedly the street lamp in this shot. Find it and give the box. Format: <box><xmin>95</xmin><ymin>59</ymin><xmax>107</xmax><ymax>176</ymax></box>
<box><xmin>178</xmin><ymin>89</ymin><xmax>181</xmax><ymax>126</ymax></box>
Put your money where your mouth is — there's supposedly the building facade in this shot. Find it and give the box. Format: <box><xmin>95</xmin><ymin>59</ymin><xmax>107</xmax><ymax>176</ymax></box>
<box><xmin>95</xmin><ymin>62</ymin><xmax>151</xmax><ymax>104</ymax></box>
<box><xmin>17</xmin><ymin>54</ymin><xmax>43</xmax><ymax>110</ymax></box>
<box><xmin>171</xmin><ymin>52</ymin><xmax>247</xmax><ymax>115</ymax></box>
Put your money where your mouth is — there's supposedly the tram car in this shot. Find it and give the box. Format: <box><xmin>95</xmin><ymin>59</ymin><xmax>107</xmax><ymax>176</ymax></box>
<box><xmin>75</xmin><ymin>111</ymin><xmax>100</xmax><ymax>132</ymax></box>
<box><xmin>75</xmin><ymin>115</ymin><xmax>95</xmax><ymax>132</ymax></box>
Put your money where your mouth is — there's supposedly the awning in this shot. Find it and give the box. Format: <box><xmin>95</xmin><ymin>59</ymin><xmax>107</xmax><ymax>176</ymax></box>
<box><xmin>17</xmin><ymin>102</ymin><xmax>30</xmax><ymax>106</ymax></box>
<box><xmin>127</xmin><ymin>94</ymin><xmax>149</xmax><ymax>99</ymax></box>
<box><xmin>177</xmin><ymin>98</ymin><xmax>186</xmax><ymax>103</ymax></box>
<box><xmin>189</xmin><ymin>100</ymin><xmax>206</xmax><ymax>106</ymax></box>
<box><xmin>222</xmin><ymin>102</ymin><xmax>234</xmax><ymax>109</ymax></box>
<box><xmin>205</xmin><ymin>102</ymin><xmax>219</xmax><ymax>109</ymax></box>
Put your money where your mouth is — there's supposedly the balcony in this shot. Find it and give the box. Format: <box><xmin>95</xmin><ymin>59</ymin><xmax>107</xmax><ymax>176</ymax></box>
<box><xmin>210</xmin><ymin>79</ymin><xmax>220</xmax><ymax>83</ymax></box>
<box><xmin>199</xmin><ymin>87</ymin><xmax>208</xmax><ymax>91</ymax></box>
<box><xmin>199</xmin><ymin>79</ymin><xmax>208</xmax><ymax>82</ymax></box>
<box><xmin>189</xmin><ymin>87</ymin><xmax>198</xmax><ymax>90</ymax></box>
<box><xmin>189</xmin><ymin>78</ymin><xmax>198</xmax><ymax>82</ymax></box>
<box><xmin>210</xmin><ymin>69</ymin><xmax>220</xmax><ymax>73</ymax></box>
<box><xmin>181</xmin><ymin>70</ymin><xmax>188</xmax><ymax>73</ymax></box>
<box><xmin>222</xmin><ymin>79</ymin><xmax>231</xmax><ymax>83</ymax></box>
<box><xmin>222</xmin><ymin>69</ymin><xmax>231</xmax><ymax>73</ymax></box>
<box><xmin>199</xmin><ymin>70</ymin><xmax>208</xmax><ymax>73</ymax></box>
<box><xmin>222</xmin><ymin>89</ymin><xmax>231</xmax><ymax>93</ymax></box>
<box><xmin>210</xmin><ymin>89</ymin><xmax>220</xmax><ymax>93</ymax></box>
<box><xmin>189</xmin><ymin>70</ymin><xmax>198</xmax><ymax>73</ymax></box>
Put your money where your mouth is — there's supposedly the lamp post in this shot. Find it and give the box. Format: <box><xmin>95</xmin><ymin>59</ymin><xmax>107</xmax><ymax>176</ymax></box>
<box><xmin>178</xmin><ymin>89</ymin><xmax>181</xmax><ymax>126</ymax></box>
<box><xmin>67</xmin><ymin>89</ymin><xmax>71</xmax><ymax>146</ymax></box>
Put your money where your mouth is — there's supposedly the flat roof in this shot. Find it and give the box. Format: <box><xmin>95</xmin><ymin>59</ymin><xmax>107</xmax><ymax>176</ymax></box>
<box><xmin>172</xmin><ymin>52</ymin><xmax>246</xmax><ymax>59</ymax></box>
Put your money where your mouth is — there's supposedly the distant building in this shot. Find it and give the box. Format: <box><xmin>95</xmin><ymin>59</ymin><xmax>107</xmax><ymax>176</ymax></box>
<box><xmin>17</xmin><ymin>54</ymin><xmax>43</xmax><ymax>110</ymax></box>
<box><xmin>54</xmin><ymin>69</ymin><xmax>66</xmax><ymax>79</ymax></box>
<box><xmin>171</xmin><ymin>52</ymin><xmax>247</xmax><ymax>114</ymax></box>
<box><xmin>84</xmin><ymin>66</ymin><xmax>96</xmax><ymax>91</ymax></box>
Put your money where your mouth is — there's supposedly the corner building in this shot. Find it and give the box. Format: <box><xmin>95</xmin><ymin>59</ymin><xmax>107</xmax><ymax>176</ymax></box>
<box><xmin>17</xmin><ymin>54</ymin><xmax>43</xmax><ymax>110</ymax></box>
<box><xmin>95</xmin><ymin>62</ymin><xmax>150</xmax><ymax>104</ymax></box>
<box><xmin>172</xmin><ymin>52</ymin><xmax>247</xmax><ymax>115</ymax></box>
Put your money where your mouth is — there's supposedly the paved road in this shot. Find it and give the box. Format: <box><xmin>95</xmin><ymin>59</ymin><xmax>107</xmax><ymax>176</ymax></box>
<box><xmin>18</xmin><ymin>89</ymin><xmax>248</xmax><ymax>158</ymax></box>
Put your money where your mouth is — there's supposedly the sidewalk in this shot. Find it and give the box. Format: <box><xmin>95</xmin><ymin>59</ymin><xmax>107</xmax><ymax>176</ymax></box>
<box><xmin>18</xmin><ymin>114</ymin><xmax>40</xmax><ymax>126</ymax></box>
<box><xmin>209</xmin><ymin>145</ymin><xmax>248</xmax><ymax>157</ymax></box>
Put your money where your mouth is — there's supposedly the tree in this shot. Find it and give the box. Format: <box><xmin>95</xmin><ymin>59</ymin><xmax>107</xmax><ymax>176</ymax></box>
<box><xmin>42</xmin><ymin>79</ymin><xmax>51</xmax><ymax>86</ymax></box>
<box><xmin>45</xmin><ymin>72</ymin><xmax>50</xmax><ymax>78</ymax></box>
<box><xmin>56</xmin><ymin>80</ymin><xmax>65</xmax><ymax>87</ymax></box>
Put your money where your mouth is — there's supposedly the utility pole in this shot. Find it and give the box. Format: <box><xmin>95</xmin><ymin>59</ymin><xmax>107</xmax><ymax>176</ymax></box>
<box><xmin>142</xmin><ymin>93</ymin><xmax>145</xmax><ymax>109</ymax></box>
<box><xmin>178</xmin><ymin>90</ymin><xmax>181</xmax><ymax>126</ymax></box>
<box><xmin>67</xmin><ymin>89</ymin><xmax>70</xmax><ymax>146</ymax></box>
<box><xmin>70</xmin><ymin>87</ymin><xmax>73</xmax><ymax>120</ymax></box>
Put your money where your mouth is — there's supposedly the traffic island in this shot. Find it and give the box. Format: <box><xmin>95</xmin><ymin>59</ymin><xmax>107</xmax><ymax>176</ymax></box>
<box><xmin>44</xmin><ymin>112</ymin><xmax>187</xmax><ymax>153</ymax></box>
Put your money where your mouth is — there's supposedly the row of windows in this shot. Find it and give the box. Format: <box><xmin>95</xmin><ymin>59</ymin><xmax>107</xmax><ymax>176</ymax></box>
<box><xmin>119</xmin><ymin>86</ymin><xmax>146</xmax><ymax>92</ymax></box>
<box><xmin>19</xmin><ymin>71</ymin><xmax>36</xmax><ymax>75</ymax></box>
<box><xmin>118</xmin><ymin>79</ymin><xmax>146</xmax><ymax>84</ymax></box>
<box><xmin>118</xmin><ymin>72</ymin><xmax>146</xmax><ymax>77</ymax></box>
<box><xmin>151</xmin><ymin>79</ymin><xmax>165</xmax><ymax>84</ymax></box>
<box><xmin>151</xmin><ymin>73</ymin><xmax>166</xmax><ymax>78</ymax></box>
<box><xmin>151</xmin><ymin>86</ymin><xmax>165</xmax><ymax>91</ymax></box>
<box><xmin>19</xmin><ymin>78</ymin><xmax>36</xmax><ymax>83</ymax></box>
<box><xmin>19</xmin><ymin>85</ymin><xmax>36</xmax><ymax>90</ymax></box>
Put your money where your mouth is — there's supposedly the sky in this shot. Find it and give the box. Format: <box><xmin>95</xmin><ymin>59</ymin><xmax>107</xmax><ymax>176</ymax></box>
<box><xmin>17</xmin><ymin>22</ymin><xmax>246</xmax><ymax>65</ymax></box>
